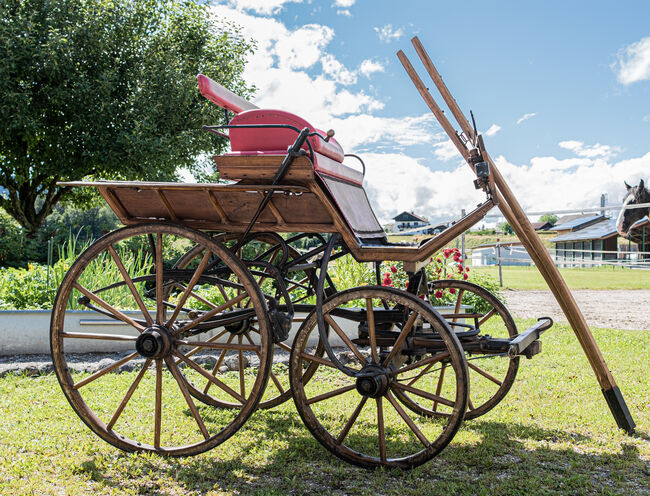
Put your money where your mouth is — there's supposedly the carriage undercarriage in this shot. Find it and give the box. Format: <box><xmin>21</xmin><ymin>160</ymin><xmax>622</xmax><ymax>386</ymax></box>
<box><xmin>49</xmin><ymin>47</ymin><xmax>557</xmax><ymax>469</ymax></box>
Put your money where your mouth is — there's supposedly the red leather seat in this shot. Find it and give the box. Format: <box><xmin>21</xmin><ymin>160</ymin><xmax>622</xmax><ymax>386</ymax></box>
<box><xmin>229</xmin><ymin>109</ymin><xmax>345</xmax><ymax>163</ymax></box>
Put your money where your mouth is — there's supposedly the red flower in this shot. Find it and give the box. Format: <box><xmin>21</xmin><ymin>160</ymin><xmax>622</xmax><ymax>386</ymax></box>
<box><xmin>390</xmin><ymin>265</ymin><xmax>398</xmax><ymax>274</ymax></box>
<box><xmin>418</xmin><ymin>294</ymin><xmax>425</xmax><ymax>300</ymax></box>
<box><xmin>466</xmin><ymin>267</ymin><xmax>470</xmax><ymax>272</ymax></box>
<box><xmin>463</xmin><ymin>273</ymin><xmax>468</xmax><ymax>280</ymax></box>
<box><xmin>436</xmin><ymin>257</ymin><xmax>442</xmax><ymax>263</ymax></box>
<box><xmin>453</xmin><ymin>254</ymin><xmax>460</xmax><ymax>262</ymax></box>
<box><xmin>434</xmin><ymin>290</ymin><xmax>443</xmax><ymax>298</ymax></box>
<box><xmin>450</xmin><ymin>288</ymin><xmax>456</xmax><ymax>294</ymax></box>
<box><xmin>382</xmin><ymin>274</ymin><xmax>392</xmax><ymax>286</ymax></box>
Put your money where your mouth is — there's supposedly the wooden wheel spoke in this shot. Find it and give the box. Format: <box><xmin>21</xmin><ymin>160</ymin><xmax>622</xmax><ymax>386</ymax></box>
<box><xmin>173</xmin><ymin>350</ymin><xmax>245</xmax><ymax>403</ymax></box>
<box><xmin>166</xmin><ymin>250</ymin><xmax>213</xmax><ymax>326</ymax></box>
<box><xmin>468</xmin><ymin>361</ymin><xmax>503</xmax><ymax>385</ymax></box>
<box><xmin>204</xmin><ymin>334</ymin><xmax>234</xmax><ymax>394</ymax></box>
<box><xmin>173</xmin><ymin>283</ymin><xmax>219</xmax><ymax>310</ymax></box>
<box><xmin>392</xmin><ymin>352</ymin><xmax>450</xmax><ymax>376</ymax></box>
<box><xmin>164</xmin><ymin>357</ymin><xmax>210</xmax><ymax>439</ymax></box>
<box><xmin>154</xmin><ymin>359</ymin><xmax>163</xmax><ymax>448</ymax></box>
<box><xmin>376</xmin><ymin>397</ymin><xmax>386</xmax><ymax>462</ymax></box>
<box><xmin>106</xmin><ymin>359</ymin><xmax>152</xmax><ymax>431</ymax></box>
<box><xmin>478</xmin><ymin>308</ymin><xmax>497</xmax><ymax>327</ymax></box>
<box><xmin>406</xmin><ymin>361</ymin><xmax>435</xmax><ymax>386</ymax></box>
<box><xmin>392</xmin><ymin>382</ymin><xmax>455</xmax><ymax>408</ymax></box>
<box><xmin>452</xmin><ymin>289</ymin><xmax>465</xmax><ymax>323</ymax></box>
<box><xmin>72</xmin><ymin>283</ymin><xmax>145</xmax><ymax>332</ymax></box>
<box><xmin>336</xmin><ymin>397</ymin><xmax>368</xmax><ymax>445</ymax></box>
<box><xmin>60</xmin><ymin>332</ymin><xmax>137</xmax><ymax>341</ymax></box>
<box><xmin>108</xmin><ymin>245</ymin><xmax>154</xmax><ymax>326</ymax></box>
<box><xmin>176</xmin><ymin>292</ymin><xmax>249</xmax><ymax>334</ymax></box>
<box><xmin>276</xmin><ymin>341</ymin><xmax>292</xmax><ymax>353</ymax></box>
<box><xmin>300</xmin><ymin>352</ymin><xmax>337</xmax><ymax>369</ymax></box>
<box><xmin>468</xmin><ymin>396</ymin><xmax>475</xmax><ymax>411</ymax></box>
<box><xmin>238</xmin><ymin>335</ymin><xmax>246</xmax><ymax>398</ymax></box>
<box><xmin>366</xmin><ymin>298</ymin><xmax>379</xmax><ymax>363</ymax></box>
<box><xmin>174</xmin><ymin>330</ymin><xmax>228</xmax><ymax>363</ymax></box>
<box><xmin>243</xmin><ymin>333</ymin><xmax>284</xmax><ymax>394</ymax></box>
<box><xmin>175</xmin><ymin>339</ymin><xmax>258</xmax><ymax>352</ymax></box>
<box><xmin>386</xmin><ymin>391</ymin><xmax>430</xmax><ymax>447</ymax></box>
<box><xmin>306</xmin><ymin>384</ymin><xmax>355</xmax><ymax>405</ymax></box>
<box><xmin>433</xmin><ymin>363</ymin><xmax>447</xmax><ymax>411</ymax></box>
<box><xmin>324</xmin><ymin>314</ymin><xmax>366</xmax><ymax>364</ymax></box>
<box><xmin>73</xmin><ymin>352</ymin><xmax>139</xmax><ymax>389</ymax></box>
<box><xmin>155</xmin><ymin>233</ymin><xmax>164</xmax><ymax>324</ymax></box>
<box><xmin>382</xmin><ymin>311</ymin><xmax>419</xmax><ymax>367</ymax></box>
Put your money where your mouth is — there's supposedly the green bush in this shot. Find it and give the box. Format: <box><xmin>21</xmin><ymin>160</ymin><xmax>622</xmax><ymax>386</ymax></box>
<box><xmin>0</xmin><ymin>204</ymin><xmax>121</xmax><ymax>268</ymax></box>
<box><xmin>0</xmin><ymin>264</ymin><xmax>55</xmax><ymax>310</ymax></box>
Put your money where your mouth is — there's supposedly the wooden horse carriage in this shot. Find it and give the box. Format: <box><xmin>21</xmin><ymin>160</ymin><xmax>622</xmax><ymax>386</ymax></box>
<box><xmin>50</xmin><ymin>40</ymin><xmax>634</xmax><ymax>469</ymax></box>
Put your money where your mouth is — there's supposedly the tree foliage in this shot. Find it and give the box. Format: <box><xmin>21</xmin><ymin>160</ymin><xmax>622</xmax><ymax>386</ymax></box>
<box><xmin>0</xmin><ymin>0</ymin><xmax>253</xmax><ymax>233</ymax></box>
<box><xmin>539</xmin><ymin>213</ymin><xmax>558</xmax><ymax>226</ymax></box>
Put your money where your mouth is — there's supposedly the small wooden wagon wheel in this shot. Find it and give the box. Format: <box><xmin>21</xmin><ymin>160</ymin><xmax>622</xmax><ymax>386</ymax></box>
<box><xmin>172</xmin><ymin>232</ymin><xmax>326</xmax><ymax>409</ymax></box>
<box><xmin>50</xmin><ymin>223</ymin><xmax>273</xmax><ymax>455</ymax></box>
<box><xmin>289</xmin><ymin>286</ymin><xmax>468</xmax><ymax>469</ymax></box>
<box><xmin>406</xmin><ymin>279</ymin><xmax>519</xmax><ymax>420</ymax></box>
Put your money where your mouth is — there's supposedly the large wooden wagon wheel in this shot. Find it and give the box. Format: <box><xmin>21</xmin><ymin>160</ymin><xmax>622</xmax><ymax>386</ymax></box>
<box><xmin>173</xmin><ymin>232</ymin><xmax>326</xmax><ymax>409</ymax></box>
<box><xmin>50</xmin><ymin>223</ymin><xmax>273</xmax><ymax>455</ymax></box>
<box><xmin>402</xmin><ymin>279</ymin><xmax>519</xmax><ymax>420</ymax></box>
<box><xmin>289</xmin><ymin>286</ymin><xmax>468</xmax><ymax>469</ymax></box>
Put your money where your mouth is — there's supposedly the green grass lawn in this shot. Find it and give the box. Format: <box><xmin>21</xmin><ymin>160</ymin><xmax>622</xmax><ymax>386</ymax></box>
<box><xmin>471</xmin><ymin>265</ymin><xmax>650</xmax><ymax>290</ymax></box>
<box><xmin>0</xmin><ymin>320</ymin><xmax>648</xmax><ymax>495</ymax></box>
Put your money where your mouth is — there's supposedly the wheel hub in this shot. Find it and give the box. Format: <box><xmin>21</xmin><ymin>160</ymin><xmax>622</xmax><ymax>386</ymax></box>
<box><xmin>356</xmin><ymin>364</ymin><xmax>392</xmax><ymax>398</ymax></box>
<box><xmin>136</xmin><ymin>325</ymin><xmax>173</xmax><ymax>359</ymax></box>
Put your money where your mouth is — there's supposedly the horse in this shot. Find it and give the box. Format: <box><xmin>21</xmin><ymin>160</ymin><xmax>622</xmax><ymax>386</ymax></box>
<box><xmin>616</xmin><ymin>179</ymin><xmax>650</xmax><ymax>237</ymax></box>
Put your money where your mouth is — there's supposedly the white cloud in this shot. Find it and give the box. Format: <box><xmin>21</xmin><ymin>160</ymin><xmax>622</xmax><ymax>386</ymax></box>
<box><xmin>363</xmin><ymin>153</ymin><xmax>483</xmax><ymax>223</ymax></box>
<box><xmin>321</xmin><ymin>54</ymin><xmax>357</xmax><ymax>85</ymax></box>
<box><xmin>484</xmin><ymin>124</ymin><xmax>501</xmax><ymax>136</ymax></box>
<box><xmin>336</xmin><ymin>9</ymin><xmax>351</xmax><ymax>17</ymax></box>
<box><xmin>210</xmin><ymin>5</ymin><xmax>382</xmax><ymax>125</ymax></box>
<box><xmin>558</xmin><ymin>140</ymin><xmax>622</xmax><ymax>160</ymax></box>
<box><xmin>227</xmin><ymin>0</ymin><xmax>301</xmax><ymax>15</ymax></box>
<box><xmin>613</xmin><ymin>36</ymin><xmax>650</xmax><ymax>85</ymax></box>
<box><xmin>274</xmin><ymin>24</ymin><xmax>334</xmax><ymax>70</ymax></box>
<box><xmin>643</xmin><ymin>114</ymin><xmax>650</xmax><ymax>122</ymax></box>
<box><xmin>516</xmin><ymin>112</ymin><xmax>536</xmax><ymax>124</ymax></box>
<box><xmin>333</xmin><ymin>114</ymin><xmax>437</xmax><ymax>151</ymax></box>
<box><xmin>492</xmin><ymin>152</ymin><xmax>650</xmax><ymax>215</ymax></box>
<box><xmin>374</xmin><ymin>24</ymin><xmax>404</xmax><ymax>43</ymax></box>
<box><xmin>333</xmin><ymin>0</ymin><xmax>355</xmax><ymax>6</ymax></box>
<box><xmin>359</xmin><ymin>59</ymin><xmax>385</xmax><ymax>78</ymax></box>
<box><xmin>433</xmin><ymin>139</ymin><xmax>459</xmax><ymax>162</ymax></box>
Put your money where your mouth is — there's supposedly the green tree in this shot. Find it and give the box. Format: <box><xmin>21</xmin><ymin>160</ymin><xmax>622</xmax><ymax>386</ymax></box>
<box><xmin>498</xmin><ymin>221</ymin><xmax>514</xmax><ymax>235</ymax></box>
<box><xmin>0</xmin><ymin>0</ymin><xmax>253</xmax><ymax>234</ymax></box>
<box><xmin>539</xmin><ymin>213</ymin><xmax>558</xmax><ymax>226</ymax></box>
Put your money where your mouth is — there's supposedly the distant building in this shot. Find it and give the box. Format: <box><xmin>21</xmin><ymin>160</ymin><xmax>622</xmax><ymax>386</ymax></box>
<box><xmin>470</xmin><ymin>242</ymin><xmax>532</xmax><ymax>267</ymax></box>
<box><xmin>392</xmin><ymin>211</ymin><xmax>430</xmax><ymax>235</ymax></box>
<box><xmin>550</xmin><ymin>215</ymin><xmax>618</xmax><ymax>266</ymax></box>
<box><xmin>530</xmin><ymin>221</ymin><xmax>554</xmax><ymax>231</ymax></box>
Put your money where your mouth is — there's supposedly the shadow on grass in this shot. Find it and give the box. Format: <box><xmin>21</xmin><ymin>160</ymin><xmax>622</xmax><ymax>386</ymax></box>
<box><xmin>75</xmin><ymin>409</ymin><xmax>650</xmax><ymax>494</ymax></box>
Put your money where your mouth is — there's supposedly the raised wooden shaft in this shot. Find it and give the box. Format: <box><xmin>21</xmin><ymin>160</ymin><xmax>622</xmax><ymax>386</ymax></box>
<box><xmin>400</xmin><ymin>37</ymin><xmax>635</xmax><ymax>432</ymax></box>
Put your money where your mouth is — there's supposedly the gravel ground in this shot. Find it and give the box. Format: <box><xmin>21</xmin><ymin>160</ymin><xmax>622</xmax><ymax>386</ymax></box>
<box><xmin>504</xmin><ymin>289</ymin><xmax>650</xmax><ymax>331</ymax></box>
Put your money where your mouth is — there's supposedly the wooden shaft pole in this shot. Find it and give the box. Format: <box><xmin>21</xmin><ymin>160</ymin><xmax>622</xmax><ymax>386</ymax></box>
<box><xmin>399</xmin><ymin>43</ymin><xmax>636</xmax><ymax>432</ymax></box>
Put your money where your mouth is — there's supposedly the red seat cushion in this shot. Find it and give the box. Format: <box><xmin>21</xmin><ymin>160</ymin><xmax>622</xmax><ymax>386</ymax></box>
<box><xmin>229</xmin><ymin>109</ymin><xmax>345</xmax><ymax>163</ymax></box>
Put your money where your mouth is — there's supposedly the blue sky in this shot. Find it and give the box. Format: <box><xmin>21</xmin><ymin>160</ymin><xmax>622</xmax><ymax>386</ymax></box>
<box><xmin>211</xmin><ymin>0</ymin><xmax>650</xmax><ymax>224</ymax></box>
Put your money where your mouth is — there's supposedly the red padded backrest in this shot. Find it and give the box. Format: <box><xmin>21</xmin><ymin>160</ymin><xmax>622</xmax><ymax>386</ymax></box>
<box><xmin>197</xmin><ymin>74</ymin><xmax>258</xmax><ymax>114</ymax></box>
<box><xmin>229</xmin><ymin>109</ymin><xmax>345</xmax><ymax>163</ymax></box>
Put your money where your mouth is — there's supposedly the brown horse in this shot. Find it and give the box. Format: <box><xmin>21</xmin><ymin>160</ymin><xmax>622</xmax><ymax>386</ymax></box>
<box><xmin>616</xmin><ymin>179</ymin><xmax>650</xmax><ymax>237</ymax></box>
